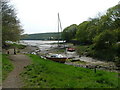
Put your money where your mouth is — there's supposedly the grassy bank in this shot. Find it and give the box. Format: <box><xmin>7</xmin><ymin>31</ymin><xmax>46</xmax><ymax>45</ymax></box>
<box><xmin>75</xmin><ymin>45</ymin><xmax>92</xmax><ymax>55</ymax></box>
<box><xmin>76</xmin><ymin>44</ymin><xmax>119</xmax><ymax>62</ymax></box>
<box><xmin>20</xmin><ymin>54</ymin><xmax>119</xmax><ymax>88</ymax></box>
<box><xmin>2</xmin><ymin>54</ymin><xmax>14</xmax><ymax>81</ymax></box>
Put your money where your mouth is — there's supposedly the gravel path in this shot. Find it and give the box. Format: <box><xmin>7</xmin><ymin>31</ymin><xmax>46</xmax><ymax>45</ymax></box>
<box><xmin>2</xmin><ymin>54</ymin><xmax>31</xmax><ymax>88</ymax></box>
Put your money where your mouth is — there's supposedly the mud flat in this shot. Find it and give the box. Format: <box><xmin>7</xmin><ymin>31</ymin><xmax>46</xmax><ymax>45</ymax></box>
<box><xmin>19</xmin><ymin>40</ymin><xmax>119</xmax><ymax>73</ymax></box>
<box><xmin>37</xmin><ymin>46</ymin><xmax>118</xmax><ymax>73</ymax></box>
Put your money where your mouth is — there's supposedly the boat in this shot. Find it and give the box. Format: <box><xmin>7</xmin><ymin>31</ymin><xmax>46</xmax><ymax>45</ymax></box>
<box><xmin>46</xmin><ymin>54</ymin><xmax>67</xmax><ymax>63</ymax></box>
<box><xmin>45</xmin><ymin>13</ymin><xmax>68</xmax><ymax>63</ymax></box>
<box><xmin>67</xmin><ymin>48</ymin><xmax>75</xmax><ymax>52</ymax></box>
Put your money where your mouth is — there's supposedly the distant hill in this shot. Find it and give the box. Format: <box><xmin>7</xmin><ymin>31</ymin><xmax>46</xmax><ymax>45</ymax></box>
<box><xmin>21</xmin><ymin>32</ymin><xmax>62</xmax><ymax>40</ymax></box>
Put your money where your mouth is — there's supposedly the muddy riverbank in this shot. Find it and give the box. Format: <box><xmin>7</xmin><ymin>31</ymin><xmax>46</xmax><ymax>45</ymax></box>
<box><xmin>17</xmin><ymin>40</ymin><xmax>119</xmax><ymax>73</ymax></box>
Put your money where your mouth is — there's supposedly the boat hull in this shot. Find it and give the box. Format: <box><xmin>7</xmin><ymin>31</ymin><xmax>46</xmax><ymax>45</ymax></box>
<box><xmin>67</xmin><ymin>48</ymin><xmax>75</xmax><ymax>52</ymax></box>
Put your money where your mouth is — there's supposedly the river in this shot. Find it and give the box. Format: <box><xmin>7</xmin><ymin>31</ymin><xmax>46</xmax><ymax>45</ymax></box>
<box><xmin>20</xmin><ymin>40</ymin><xmax>63</xmax><ymax>51</ymax></box>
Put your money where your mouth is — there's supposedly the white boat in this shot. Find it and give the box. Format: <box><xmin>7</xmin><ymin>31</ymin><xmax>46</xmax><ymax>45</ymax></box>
<box><xmin>46</xmin><ymin>54</ymin><xmax>67</xmax><ymax>63</ymax></box>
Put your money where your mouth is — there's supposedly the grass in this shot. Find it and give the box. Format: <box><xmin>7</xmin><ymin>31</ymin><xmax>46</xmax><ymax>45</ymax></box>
<box><xmin>20</xmin><ymin>54</ymin><xmax>119</xmax><ymax>88</ymax></box>
<box><xmin>2</xmin><ymin>54</ymin><xmax>14</xmax><ymax>81</ymax></box>
<box><xmin>51</xmin><ymin>48</ymin><xmax>65</xmax><ymax>54</ymax></box>
<box><xmin>76</xmin><ymin>45</ymin><xmax>92</xmax><ymax>55</ymax></box>
<box><xmin>75</xmin><ymin>44</ymin><xmax>118</xmax><ymax>62</ymax></box>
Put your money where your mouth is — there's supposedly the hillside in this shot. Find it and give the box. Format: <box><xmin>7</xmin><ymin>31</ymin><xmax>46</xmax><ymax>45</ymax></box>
<box><xmin>22</xmin><ymin>32</ymin><xmax>62</xmax><ymax>40</ymax></box>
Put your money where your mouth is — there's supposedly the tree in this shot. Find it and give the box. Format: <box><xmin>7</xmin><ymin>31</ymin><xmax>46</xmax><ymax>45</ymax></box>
<box><xmin>76</xmin><ymin>21</ymin><xmax>90</xmax><ymax>44</ymax></box>
<box><xmin>2</xmin><ymin>0</ymin><xmax>23</xmax><ymax>46</ymax></box>
<box><xmin>62</xmin><ymin>24</ymin><xmax>77</xmax><ymax>42</ymax></box>
<box><xmin>106</xmin><ymin>4</ymin><xmax>120</xmax><ymax>29</ymax></box>
<box><xmin>93</xmin><ymin>30</ymin><xmax>117</xmax><ymax>50</ymax></box>
<box><xmin>86</xmin><ymin>18</ymin><xmax>99</xmax><ymax>43</ymax></box>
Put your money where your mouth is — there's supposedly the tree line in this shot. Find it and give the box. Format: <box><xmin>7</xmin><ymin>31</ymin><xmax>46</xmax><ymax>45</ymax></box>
<box><xmin>62</xmin><ymin>4</ymin><xmax>120</xmax><ymax>62</ymax></box>
<box><xmin>22</xmin><ymin>32</ymin><xmax>61</xmax><ymax>40</ymax></box>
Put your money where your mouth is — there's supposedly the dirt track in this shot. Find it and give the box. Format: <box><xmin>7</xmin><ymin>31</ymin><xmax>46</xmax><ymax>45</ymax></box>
<box><xmin>2</xmin><ymin>54</ymin><xmax>31</xmax><ymax>88</ymax></box>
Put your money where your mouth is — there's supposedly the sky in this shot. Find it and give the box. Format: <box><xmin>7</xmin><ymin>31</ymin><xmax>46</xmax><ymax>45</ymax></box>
<box><xmin>10</xmin><ymin>0</ymin><xmax>120</xmax><ymax>34</ymax></box>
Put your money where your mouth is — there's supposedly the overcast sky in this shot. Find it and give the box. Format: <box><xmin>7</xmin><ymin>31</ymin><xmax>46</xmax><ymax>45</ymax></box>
<box><xmin>10</xmin><ymin>0</ymin><xmax>119</xmax><ymax>34</ymax></box>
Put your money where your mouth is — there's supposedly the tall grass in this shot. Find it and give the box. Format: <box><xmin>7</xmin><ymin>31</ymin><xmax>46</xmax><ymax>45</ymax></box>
<box><xmin>76</xmin><ymin>45</ymin><xmax>118</xmax><ymax>61</ymax></box>
<box><xmin>21</xmin><ymin>54</ymin><xmax>119</xmax><ymax>88</ymax></box>
<box><xmin>2</xmin><ymin>54</ymin><xmax>14</xmax><ymax>81</ymax></box>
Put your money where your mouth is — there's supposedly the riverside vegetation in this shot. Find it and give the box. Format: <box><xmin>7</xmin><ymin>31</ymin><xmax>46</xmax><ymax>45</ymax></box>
<box><xmin>20</xmin><ymin>54</ymin><xmax>119</xmax><ymax>88</ymax></box>
<box><xmin>62</xmin><ymin>4</ymin><xmax>120</xmax><ymax>63</ymax></box>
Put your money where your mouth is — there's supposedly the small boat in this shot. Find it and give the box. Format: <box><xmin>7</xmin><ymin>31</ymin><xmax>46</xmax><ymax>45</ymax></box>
<box><xmin>45</xmin><ymin>13</ymin><xmax>68</xmax><ymax>63</ymax></box>
<box><xmin>67</xmin><ymin>48</ymin><xmax>75</xmax><ymax>52</ymax></box>
<box><xmin>46</xmin><ymin>54</ymin><xmax>67</xmax><ymax>63</ymax></box>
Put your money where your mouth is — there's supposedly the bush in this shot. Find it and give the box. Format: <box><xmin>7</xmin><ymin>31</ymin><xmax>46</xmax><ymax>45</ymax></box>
<box><xmin>93</xmin><ymin>30</ymin><xmax>117</xmax><ymax>50</ymax></box>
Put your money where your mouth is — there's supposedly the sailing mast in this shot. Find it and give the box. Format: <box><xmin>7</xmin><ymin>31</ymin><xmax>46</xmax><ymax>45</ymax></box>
<box><xmin>58</xmin><ymin>13</ymin><xmax>60</xmax><ymax>46</ymax></box>
<box><xmin>58</xmin><ymin>13</ymin><xmax>62</xmax><ymax>47</ymax></box>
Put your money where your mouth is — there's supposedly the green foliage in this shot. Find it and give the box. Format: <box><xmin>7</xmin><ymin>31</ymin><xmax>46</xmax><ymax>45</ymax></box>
<box><xmin>76</xmin><ymin>21</ymin><xmax>90</xmax><ymax>43</ymax></box>
<box><xmin>93</xmin><ymin>30</ymin><xmax>117</xmax><ymax>50</ymax></box>
<box><xmin>92</xmin><ymin>30</ymin><xmax>118</xmax><ymax>61</ymax></box>
<box><xmin>62</xmin><ymin>24</ymin><xmax>77</xmax><ymax>42</ymax></box>
<box><xmin>106</xmin><ymin>4</ymin><xmax>120</xmax><ymax>29</ymax></box>
<box><xmin>2</xmin><ymin>0</ymin><xmax>23</xmax><ymax>46</ymax></box>
<box><xmin>114</xmin><ymin>28</ymin><xmax>120</xmax><ymax>41</ymax></box>
<box><xmin>76</xmin><ymin>45</ymin><xmax>91</xmax><ymax>55</ymax></box>
<box><xmin>77</xmin><ymin>43</ymin><xmax>119</xmax><ymax>61</ymax></box>
<box><xmin>62</xmin><ymin>4</ymin><xmax>120</xmax><ymax>61</ymax></box>
<box><xmin>114</xmin><ymin>43</ymin><xmax>120</xmax><ymax>67</ymax></box>
<box><xmin>62</xmin><ymin>4</ymin><xmax>120</xmax><ymax>44</ymax></box>
<box><xmin>2</xmin><ymin>54</ymin><xmax>14</xmax><ymax>81</ymax></box>
<box><xmin>87</xmin><ymin>18</ymin><xmax>99</xmax><ymax>42</ymax></box>
<box><xmin>20</xmin><ymin>54</ymin><xmax>118</xmax><ymax>88</ymax></box>
<box><xmin>76</xmin><ymin>18</ymin><xmax>100</xmax><ymax>44</ymax></box>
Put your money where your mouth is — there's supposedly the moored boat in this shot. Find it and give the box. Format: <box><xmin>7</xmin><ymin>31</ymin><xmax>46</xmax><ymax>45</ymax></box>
<box><xmin>46</xmin><ymin>54</ymin><xmax>67</xmax><ymax>63</ymax></box>
<box><xmin>67</xmin><ymin>48</ymin><xmax>75</xmax><ymax>52</ymax></box>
